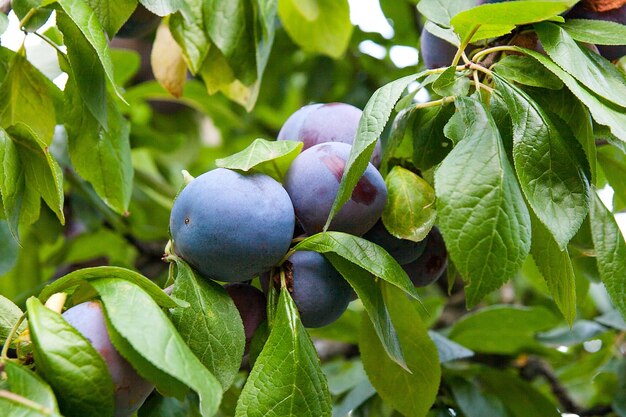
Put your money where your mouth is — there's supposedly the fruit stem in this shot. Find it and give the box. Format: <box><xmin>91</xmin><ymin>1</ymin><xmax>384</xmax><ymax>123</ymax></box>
<box><xmin>467</xmin><ymin>62</ymin><xmax>494</xmax><ymax>78</ymax></box>
<box><xmin>413</xmin><ymin>96</ymin><xmax>455</xmax><ymax>110</ymax></box>
<box><xmin>18</xmin><ymin>8</ymin><xmax>36</xmax><ymax>30</ymax></box>
<box><xmin>472</xmin><ymin>45</ymin><xmax>521</xmax><ymax>62</ymax></box>
<box><xmin>451</xmin><ymin>24</ymin><xmax>481</xmax><ymax>66</ymax></box>
<box><xmin>1</xmin><ymin>313</ymin><xmax>27</xmax><ymax>360</ymax></box>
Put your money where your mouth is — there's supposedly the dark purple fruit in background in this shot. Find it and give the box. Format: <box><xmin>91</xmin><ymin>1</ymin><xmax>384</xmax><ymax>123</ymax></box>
<box><xmin>363</xmin><ymin>219</ymin><xmax>427</xmax><ymax>265</ymax></box>
<box><xmin>284</xmin><ymin>142</ymin><xmax>387</xmax><ymax>236</ymax></box>
<box><xmin>402</xmin><ymin>227</ymin><xmax>448</xmax><ymax>287</ymax></box>
<box><xmin>277</xmin><ymin>103</ymin><xmax>382</xmax><ymax>167</ymax></box>
<box><xmin>170</xmin><ymin>168</ymin><xmax>295</xmax><ymax>282</ymax></box>
<box><xmin>420</xmin><ymin>27</ymin><xmax>459</xmax><ymax>70</ymax></box>
<box><xmin>566</xmin><ymin>3</ymin><xmax>626</xmax><ymax>60</ymax></box>
<box><xmin>224</xmin><ymin>283</ymin><xmax>267</xmax><ymax>353</ymax></box>
<box><xmin>117</xmin><ymin>5</ymin><xmax>160</xmax><ymax>39</ymax></box>
<box><xmin>63</xmin><ymin>302</ymin><xmax>154</xmax><ymax>417</ymax></box>
<box><xmin>262</xmin><ymin>251</ymin><xmax>353</xmax><ymax>328</ymax></box>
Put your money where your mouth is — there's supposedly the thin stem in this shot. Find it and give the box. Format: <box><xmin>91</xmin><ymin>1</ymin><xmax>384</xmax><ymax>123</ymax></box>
<box><xmin>1</xmin><ymin>313</ymin><xmax>27</xmax><ymax>360</ymax></box>
<box><xmin>473</xmin><ymin>70</ymin><xmax>481</xmax><ymax>92</ymax></box>
<box><xmin>461</xmin><ymin>51</ymin><xmax>472</xmax><ymax>65</ymax></box>
<box><xmin>424</xmin><ymin>64</ymin><xmax>467</xmax><ymax>75</ymax></box>
<box><xmin>473</xmin><ymin>45</ymin><xmax>520</xmax><ymax>62</ymax></box>
<box><xmin>414</xmin><ymin>96</ymin><xmax>455</xmax><ymax>110</ymax></box>
<box><xmin>451</xmin><ymin>25</ymin><xmax>481</xmax><ymax>66</ymax></box>
<box><xmin>278</xmin><ymin>248</ymin><xmax>296</xmax><ymax>266</ymax></box>
<box><xmin>468</xmin><ymin>62</ymin><xmax>494</xmax><ymax>78</ymax></box>
<box><xmin>18</xmin><ymin>8</ymin><xmax>37</xmax><ymax>30</ymax></box>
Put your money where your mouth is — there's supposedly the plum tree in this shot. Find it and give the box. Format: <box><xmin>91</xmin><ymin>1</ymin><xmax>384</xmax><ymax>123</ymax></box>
<box><xmin>62</xmin><ymin>301</ymin><xmax>154</xmax><ymax>417</ymax></box>
<box><xmin>277</xmin><ymin>103</ymin><xmax>382</xmax><ymax>167</ymax></box>
<box><xmin>420</xmin><ymin>28</ymin><xmax>459</xmax><ymax>69</ymax></box>
<box><xmin>224</xmin><ymin>283</ymin><xmax>267</xmax><ymax>353</ymax></box>
<box><xmin>116</xmin><ymin>5</ymin><xmax>160</xmax><ymax>39</ymax></box>
<box><xmin>170</xmin><ymin>168</ymin><xmax>295</xmax><ymax>282</ymax></box>
<box><xmin>402</xmin><ymin>227</ymin><xmax>448</xmax><ymax>287</ymax></box>
<box><xmin>263</xmin><ymin>251</ymin><xmax>353</xmax><ymax>328</ymax></box>
<box><xmin>363</xmin><ymin>219</ymin><xmax>427</xmax><ymax>264</ymax></box>
<box><xmin>284</xmin><ymin>142</ymin><xmax>387</xmax><ymax>236</ymax></box>
<box><xmin>566</xmin><ymin>3</ymin><xmax>626</xmax><ymax>60</ymax></box>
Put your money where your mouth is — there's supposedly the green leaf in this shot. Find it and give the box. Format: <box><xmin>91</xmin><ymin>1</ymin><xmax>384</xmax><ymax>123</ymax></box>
<box><xmin>278</xmin><ymin>0</ymin><xmax>353</xmax><ymax>59</ymax></box>
<box><xmin>38</xmin><ymin>266</ymin><xmax>183</xmax><ymax>309</ymax></box>
<box><xmin>450</xmin><ymin>0</ymin><xmax>574</xmax><ymax>42</ymax></box>
<box><xmin>7</xmin><ymin>124</ymin><xmax>64</xmax><ymax>225</ymax></box>
<box><xmin>535</xmin><ymin>22</ymin><xmax>626</xmax><ymax>108</ymax></box>
<box><xmin>26</xmin><ymin>297</ymin><xmax>115</xmax><ymax>417</ymax></box>
<box><xmin>326</xmin><ymin>73</ymin><xmax>419</xmax><ymax>231</ymax></box>
<box><xmin>111</xmin><ymin>48</ymin><xmax>141</xmax><ymax>86</ymax></box>
<box><xmin>0</xmin><ymin>12</ymin><xmax>7</xmax><ymax>35</ymax></box>
<box><xmin>523</xmin><ymin>48</ymin><xmax>626</xmax><ymax>143</ymax></box>
<box><xmin>537</xmin><ymin>320</ymin><xmax>606</xmax><ymax>346</ymax></box>
<box><xmin>449</xmin><ymin>377</ymin><xmax>508</xmax><ymax>417</ymax></box>
<box><xmin>432</xmin><ymin>66</ymin><xmax>470</xmax><ymax>97</ymax></box>
<box><xmin>90</xmin><ymin>278</ymin><xmax>223</xmax><ymax>417</ymax></box>
<box><xmin>0</xmin><ymin>53</ymin><xmax>57</xmax><ymax>144</ymax></box>
<box><xmin>448</xmin><ymin>305</ymin><xmax>560</xmax><ymax>354</ymax></box>
<box><xmin>382</xmin><ymin>166</ymin><xmax>436</xmax><ymax>242</ymax></box>
<box><xmin>323</xmin><ymin>254</ymin><xmax>406</xmax><ymax>370</ymax></box>
<box><xmin>493</xmin><ymin>55</ymin><xmax>563</xmax><ymax>89</ymax></box>
<box><xmin>204</xmin><ymin>0</ymin><xmax>256</xmax><ymax>84</ymax></box>
<box><xmin>170</xmin><ymin>260</ymin><xmax>245</xmax><ymax>391</ymax></box>
<box><xmin>589</xmin><ymin>191</ymin><xmax>626</xmax><ymax>320</ymax></box>
<box><xmin>85</xmin><ymin>0</ymin><xmax>138</xmax><ymax>38</ymax></box>
<box><xmin>560</xmin><ymin>18</ymin><xmax>626</xmax><ymax>45</ymax></box>
<box><xmin>530</xmin><ymin>212</ymin><xmax>577</xmax><ymax>325</ymax></box>
<box><xmin>169</xmin><ymin>0</ymin><xmax>210</xmax><ymax>74</ymax></box>
<box><xmin>2</xmin><ymin>361</ymin><xmax>60</xmax><ymax>414</ymax></box>
<box><xmin>294</xmin><ymin>232</ymin><xmax>421</xmax><ymax>301</ymax></box>
<box><xmin>477</xmin><ymin>368</ymin><xmax>561</xmax><ymax>417</ymax></box>
<box><xmin>494</xmin><ymin>74</ymin><xmax>590</xmax><ymax>249</ymax></box>
<box><xmin>412</xmin><ymin>104</ymin><xmax>455</xmax><ymax>171</ymax></box>
<box><xmin>417</xmin><ymin>0</ymin><xmax>478</xmax><ymax>28</ymax></box>
<box><xmin>65</xmin><ymin>77</ymin><xmax>133</xmax><ymax>215</ymax></box>
<box><xmin>428</xmin><ymin>331</ymin><xmax>473</xmax><ymax>363</ymax></box>
<box><xmin>140</xmin><ymin>0</ymin><xmax>188</xmax><ymax>17</ymax></box>
<box><xmin>56</xmin><ymin>0</ymin><xmax>125</xmax><ymax>108</ymax></box>
<box><xmin>215</xmin><ymin>138</ymin><xmax>303</xmax><ymax>181</ymax></box>
<box><xmin>526</xmin><ymin>87</ymin><xmax>596</xmax><ymax>183</ymax></box>
<box><xmin>331</xmin><ymin>379</ymin><xmax>376</xmax><ymax>417</ymax></box>
<box><xmin>360</xmin><ymin>284</ymin><xmax>440</xmax><ymax>417</ymax></box>
<box><xmin>0</xmin><ymin>220</ymin><xmax>19</xmax><ymax>273</ymax></box>
<box><xmin>0</xmin><ymin>294</ymin><xmax>25</xmax><ymax>343</ymax></box>
<box><xmin>434</xmin><ymin>96</ymin><xmax>531</xmax><ymax>308</ymax></box>
<box><xmin>235</xmin><ymin>288</ymin><xmax>331</xmax><ymax>417</ymax></box>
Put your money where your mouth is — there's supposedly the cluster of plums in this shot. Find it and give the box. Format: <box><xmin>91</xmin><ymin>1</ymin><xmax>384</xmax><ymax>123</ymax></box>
<box><xmin>57</xmin><ymin>103</ymin><xmax>448</xmax><ymax>417</ymax></box>
<box><xmin>420</xmin><ymin>0</ymin><xmax>626</xmax><ymax>69</ymax></box>
<box><xmin>169</xmin><ymin>102</ymin><xmax>448</xmax><ymax>330</ymax></box>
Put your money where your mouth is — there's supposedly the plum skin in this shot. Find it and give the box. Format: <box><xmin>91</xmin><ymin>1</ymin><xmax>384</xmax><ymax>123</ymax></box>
<box><xmin>363</xmin><ymin>219</ymin><xmax>427</xmax><ymax>265</ymax></box>
<box><xmin>277</xmin><ymin>103</ymin><xmax>382</xmax><ymax>167</ymax></box>
<box><xmin>224</xmin><ymin>283</ymin><xmax>267</xmax><ymax>353</ymax></box>
<box><xmin>170</xmin><ymin>168</ymin><xmax>295</xmax><ymax>282</ymax></box>
<box><xmin>284</xmin><ymin>142</ymin><xmax>387</xmax><ymax>236</ymax></box>
<box><xmin>402</xmin><ymin>227</ymin><xmax>448</xmax><ymax>287</ymax></box>
<box><xmin>263</xmin><ymin>251</ymin><xmax>353</xmax><ymax>328</ymax></box>
<box><xmin>420</xmin><ymin>28</ymin><xmax>459</xmax><ymax>70</ymax></box>
<box><xmin>62</xmin><ymin>301</ymin><xmax>154</xmax><ymax>417</ymax></box>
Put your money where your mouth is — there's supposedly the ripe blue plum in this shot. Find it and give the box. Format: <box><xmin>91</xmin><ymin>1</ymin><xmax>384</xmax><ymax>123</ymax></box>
<box><xmin>420</xmin><ymin>28</ymin><xmax>459</xmax><ymax>70</ymax></box>
<box><xmin>284</xmin><ymin>142</ymin><xmax>387</xmax><ymax>236</ymax></box>
<box><xmin>402</xmin><ymin>227</ymin><xmax>448</xmax><ymax>287</ymax></box>
<box><xmin>277</xmin><ymin>103</ymin><xmax>382</xmax><ymax>167</ymax></box>
<box><xmin>264</xmin><ymin>251</ymin><xmax>353</xmax><ymax>328</ymax></box>
<box><xmin>170</xmin><ymin>168</ymin><xmax>295</xmax><ymax>282</ymax></box>
<box><xmin>224</xmin><ymin>283</ymin><xmax>267</xmax><ymax>353</ymax></box>
<box><xmin>62</xmin><ymin>301</ymin><xmax>153</xmax><ymax>417</ymax></box>
<box><xmin>363</xmin><ymin>219</ymin><xmax>427</xmax><ymax>265</ymax></box>
<box><xmin>566</xmin><ymin>3</ymin><xmax>626</xmax><ymax>60</ymax></box>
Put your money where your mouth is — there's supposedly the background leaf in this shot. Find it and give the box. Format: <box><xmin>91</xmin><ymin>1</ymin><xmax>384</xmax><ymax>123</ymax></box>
<box><xmin>235</xmin><ymin>288</ymin><xmax>331</xmax><ymax>417</ymax></box>
<box><xmin>2</xmin><ymin>361</ymin><xmax>60</xmax><ymax>414</ymax></box>
<box><xmin>560</xmin><ymin>18</ymin><xmax>626</xmax><ymax>45</ymax></box>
